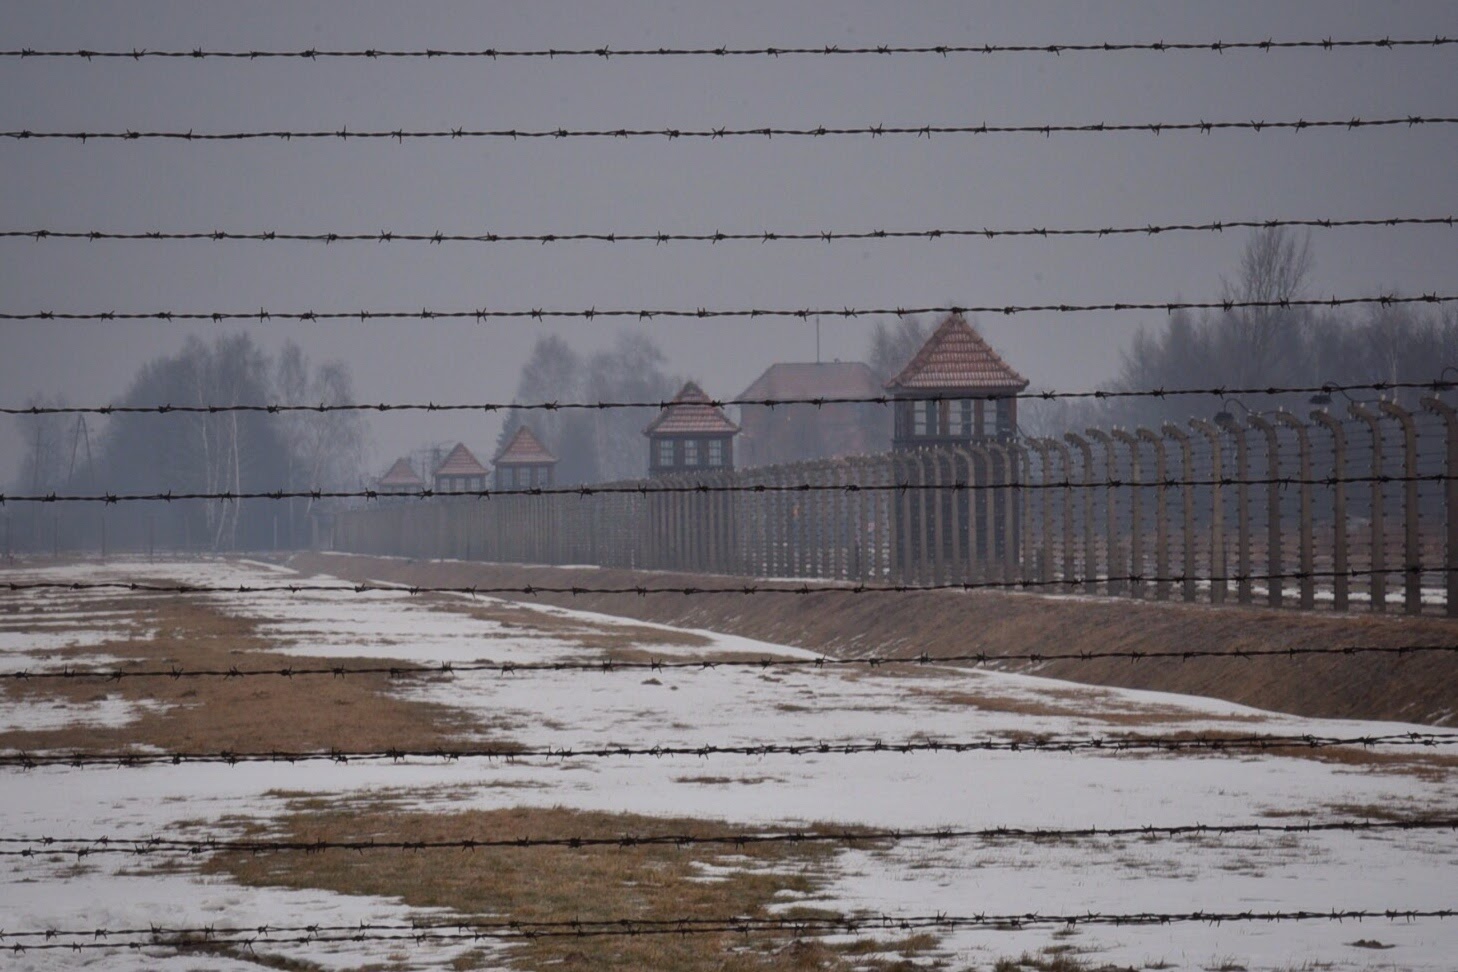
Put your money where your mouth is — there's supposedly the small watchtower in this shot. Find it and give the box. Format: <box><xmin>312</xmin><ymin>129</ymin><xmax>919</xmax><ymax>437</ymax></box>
<box><xmin>377</xmin><ymin>457</ymin><xmax>424</xmax><ymax>496</ymax></box>
<box><xmin>433</xmin><ymin>442</ymin><xmax>489</xmax><ymax>494</ymax></box>
<box><xmin>644</xmin><ymin>381</ymin><xmax>740</xmax><ymax>478</ymax></box>
<box><xmin>887</xmin><ymin>313</ymin><xmax>1029</xmax><ymax>451</ymax></box>
<box><xmin>493</xmin><ymin>425</ymin><xmax>558</xmax><ymax>489</ymax></box>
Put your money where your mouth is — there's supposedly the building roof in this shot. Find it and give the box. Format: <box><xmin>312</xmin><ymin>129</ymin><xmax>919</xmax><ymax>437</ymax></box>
<box><xmin>494</xmin><ymin>425</ymin><xmax>558</xmax><ymax>466</ymax></box>
<box><xmin>434</xmin><ymin>442</ymin><xmax>489</xmax><ymax>478</ymax></box>
<box><xmin>644</xmin><ymin>381</ymin><xmax>740</xmax><ymax>436</ymax></box>
<box><xmin>378</xmin><ymin>457</ymin><xmax>424</xmax><ymax>488</ymax></box>
<box><xmin>737</xmin><ymin>361</ymin><xmax>882</xmax><ymax>403</ymax></box>
<box><xmin>885</xmin><ymin>313</ymin><xmax>1029</xmax><ymax>393</ymax></box>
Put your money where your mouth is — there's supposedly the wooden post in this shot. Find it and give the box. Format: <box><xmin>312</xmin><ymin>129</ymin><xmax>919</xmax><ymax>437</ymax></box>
<box><xmin>1310</xmin><ymin>409</ymin><xmax>1350</xmax><ymax>612</ymax></box>
<box><xmin>1161</xmin><ymin>424</ymin><xmax>1197</xmax><ymax>602</ymax></box>
<box><xmin>1379</xmin><ymin>401</ymin><xmax>1423</xmax><ymax>614</ymax></box>
<box><xmin>1349</xmin><ymin>404</ymin><xmax>1386</xmax><ymax>613</ymax></box>
<box><xmin>1246</xmin><ymin>415</ymin><xmax>1284</xmax><ymax>608</ymax></box>
<box><xmin>986</xmin><ymin>442</ymin><xmax>1018</xmax><ymax>586</ymax></box>
<box><xmin>1064</xmin><ymin>433</ymin><xmax>1097</xmax><ymax>593</ymax></box>
<box><xmin>1112</xmin><ymin>429</ymin><xmax>1143</xmax><ymax>597</ymax></box>
<box><xmin>959</xmin><ymin>446</ymin><xmax>982</xmax><ymax>582</ymax></box>
<box><xmin>1189</xmin><ymin>419</ymin><xmax>1227</xmax><ymax>605</ymax></box>
<box><xmin>1421</xmin><ymin>397</ymin><xmax>1458</xmax><ymax>617</ymax></box>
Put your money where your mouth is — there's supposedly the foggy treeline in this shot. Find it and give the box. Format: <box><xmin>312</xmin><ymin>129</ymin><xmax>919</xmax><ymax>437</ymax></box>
<box><xmin>495</xmin><ymin>331</ymin><xmax>682</xmax><ymax>485</ymax></box>
<box><xmin>9</xmin><ymin>335</ymin><xmax>364</xmax><ymax>553</ymax></box>
<box><xmin>1022</xmin><ymin>227</ymin><xmax>1458</xmax><ymax>436</ymax></box>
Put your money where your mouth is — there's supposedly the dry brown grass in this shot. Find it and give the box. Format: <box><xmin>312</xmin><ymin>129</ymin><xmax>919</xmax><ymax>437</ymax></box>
<box><xmin>0</xmin><ymin>594</ymin><xmax>493</xmax><ymax>753</ymax></box>
<box><xmin>294</xmin><ymin>554</ymin><xmax>1458</xmax><ymax>727</ymax></box>
<box><xmin>202</xmin><ymin>801</ymin><xmax>937</xmax><ymax>972</ymax></box>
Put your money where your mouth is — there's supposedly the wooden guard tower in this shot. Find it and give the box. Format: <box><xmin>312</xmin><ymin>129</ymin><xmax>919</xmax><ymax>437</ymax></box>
<box><xmin>377</xmin><ymin>457</ymin><xmax>424</xmax><ymax>497</ymax></box>
<box><xmin>433</xmin><ymin>443</ymin><xmax>489</xmax><ymax>494</ymax></box>
<box><xmin>644</xmin><ymin>381</ymin><xmax>740</xmax><ymax>478</ymax></box>
<box><xmin>493</xmin><ymin>425</ymin><xmax>558</xmax><ymax>489</ymax></box>
<box><xmin>886</xmin><ymin>313</ymin><xmax>1030</xmax><ymax>570</ymax></box>
<box><xmin>887</xmin><ymin>313</ymin><xmax>1029</xmax><ymax>450</ymax></box>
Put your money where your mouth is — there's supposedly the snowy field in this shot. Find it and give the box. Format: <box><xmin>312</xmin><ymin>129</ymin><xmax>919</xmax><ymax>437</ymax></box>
<box><xmin>1</xmin><ymin>556</ymin><xmax>1456</xmax><ymax>971</ymax></box>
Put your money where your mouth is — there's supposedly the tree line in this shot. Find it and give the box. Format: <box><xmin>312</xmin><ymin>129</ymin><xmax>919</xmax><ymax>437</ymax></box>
<box><xmin>9</xmin><ymin>335</ymin><xmax>364</xmax><ymax>553</ymax></box>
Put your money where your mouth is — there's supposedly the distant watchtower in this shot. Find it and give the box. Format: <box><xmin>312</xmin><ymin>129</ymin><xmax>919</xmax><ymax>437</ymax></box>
<box><xmin>433</xmin><ymin>443</ymin><xmax>489</xmax><ymax>494</ymax></box>
<box><xmin>493</xmin><ymin>425</ymin><xmax>558</xmax><ymax>489</ymax></box>
<box><xmin>887</xmin><ymin>313</ymin><xmax>1029</xmax><ymax>451</ymax></box>
<box><xmin>376</xmin><ymin>457</ymin><xmax>424</xmax><ymax>497</ymax></box>
<box><xmin>644</xmin><ymin>381</ymin><xmax>740</xmax><ymax>478</ymax></box>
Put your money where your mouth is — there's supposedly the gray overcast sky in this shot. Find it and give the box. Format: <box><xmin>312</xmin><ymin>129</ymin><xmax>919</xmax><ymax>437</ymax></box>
<box><xmin>2</xmin><ymin>1</ymin><xmax>1455</xmax><ymax>480</ymax></box>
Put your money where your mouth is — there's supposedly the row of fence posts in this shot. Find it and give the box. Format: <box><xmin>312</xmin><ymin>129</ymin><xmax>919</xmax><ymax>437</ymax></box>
<box><xmin>333</xmin><ymin>397</ymin><xmax>1458</xmax><ymax>617</ymax></box>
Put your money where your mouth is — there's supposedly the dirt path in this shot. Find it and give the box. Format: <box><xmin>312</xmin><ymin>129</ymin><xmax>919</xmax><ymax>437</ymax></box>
<box><xmin>293</xmin><ymin>553</ymin><xmax>1458</xmax><ymax>727</ymax></box>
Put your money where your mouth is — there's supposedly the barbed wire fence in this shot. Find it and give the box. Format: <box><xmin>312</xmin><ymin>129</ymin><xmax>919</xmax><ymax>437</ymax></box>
<box><xmin>3</xmin><ymin>23</ymin><xmax>1458</xmax><ymax>966</ymax></box>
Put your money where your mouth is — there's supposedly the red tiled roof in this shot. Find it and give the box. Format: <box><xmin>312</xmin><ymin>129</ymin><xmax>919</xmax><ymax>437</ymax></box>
<box><xmin>737</xmin><ymin>361</ymin><xmax>882</xmax><ymax>402</ymax></box>
<box><xmin>494</xmin><ymin>425</ymin><xmax>557</xmax><ymax>466</ymax></box>
<box><xmin>378</xmin><ymin>457</ymin><xmax>423</xmax><ymax>487</ymax></box>
<box><xmin>644</xmin><ymin>381</ymin><xmax>740</xmax><ymax>436</ymax></box>
<box><xmin>886</xmin><ymin>314</ymin><xmax>1029</xmax><ymax>392</ymax></box>
<box><xmin>434</xmin><ymin>442</ymin><xmax>488</xmax><ymax>477</ymax></box>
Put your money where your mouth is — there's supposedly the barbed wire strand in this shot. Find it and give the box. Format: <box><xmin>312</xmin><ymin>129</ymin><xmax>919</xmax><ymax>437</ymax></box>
<box><xmin>2</xmin><ymin>909</ymin><xmax>1454</xmax><ymax>953</ymax></box>
<box><xmin>5</xmin><ymin>215</ymin><xmax>1455</xmax><ymax>248</ymax></box>
<box><xmin>2</xmin><ymin>567</ymin><xmax>1448</xmax><ymax>599</ymax></box>
<box><xmin>2</xmin><ymin>816</ymin><xmax>1452</xmax><ymax>860</ymax></box>
<box><xmin>4</xmin><ymin>37</ymin><xmax>1455</xmax><ymax>60</ymax></box>
<box><xmin>5</xmin><ymin>116</ymin><xmax>1458</xmax><ymax>144</ymax></box>
<box><xmin>2</xmin><ymin>732</ymin><xmax>1453</xmax><ymax>769</ymax></box>
<box><xmin>0</xmin><ymin>378</ymin><xmax>1445</xmax><ymax>418</ymax></box>
<box><xmin>7</xmin><ymin>643</ymin><xmax>1455</xmax><ymax>684</ymax></box>
<box><xmin>2</xmin><ymin>471</ymin><xmax>1453</xmax><ymax>506</ymax></box>
<box><xmin>5</xmin><ymin>294</ymin><xmax>1453</xmax><ymax>323</ymax></box>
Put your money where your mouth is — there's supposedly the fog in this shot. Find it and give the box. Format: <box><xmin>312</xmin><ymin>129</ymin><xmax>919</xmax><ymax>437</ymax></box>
<box><xmin>2</xmin><ymin>1</ymin><xmax>1455</xmax><ymax>486</ymax></box>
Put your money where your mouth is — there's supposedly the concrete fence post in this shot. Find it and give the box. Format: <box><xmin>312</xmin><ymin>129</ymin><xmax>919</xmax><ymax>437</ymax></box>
<box><xmin>1349</xmin><ymin>403</ymin><xmax>1387</xmax><ymax>613</ymax></box>
<box><xmin>1189</xmin><ymin>419</ymin><xmax>1227</xmax><ymax>605</ymax></box>
<box><xmin>1029</xmin><ymin>438</ymin><xmax>1057</xmax><ymax>584</ymax></box>
<box><xmin>1064</xmin><ymin>433</ymin><xmax>1097</xmax><ymax>593</ymax></box>
<box><xmin>1271</xmin><ymin>411</ymin><xmax>1315</xmax><ymax>610</ymax></box>
<box><xmin>1161</xmin><ymin>423</ymin><xmax>1197</xmax><ymax>602</ymax></box>
<box><xmin>1044</xmin><ymin>438</ymin><xmax>1078</xmax><ymax>588</ymax></box>
<box><xmin>1379</xmin><ymin>401</ymin><xmax>1423</xmax><ymax>615</ymax></box>
<box><xmin>1136</xmin><ymin>427</ymin><xmax>1170</xmax><ymax>600</ymax></box>
<box><xmin>1086</xmin><ymin>429</ymin><xmax>1121</xmax><ymax>595</ymax></box>
<box><xmin>1421</xmin><ymin>396</ymin><xmax>1458</xmax><ymax>617</ymax></box>
<box><xmin>1246</xmin><ymin>415</ymin><xmax>1284</xmax><ymax>609</ymax></box>
<box><xmin>1310</xmin><ymin>409</ymin><xmax>1350</xmax><ymax>612</ymax></box>
<box><xmin>1112</xmin><ymin>428</ymin><xmax>1144</xmax><ymax>597</ymax></box>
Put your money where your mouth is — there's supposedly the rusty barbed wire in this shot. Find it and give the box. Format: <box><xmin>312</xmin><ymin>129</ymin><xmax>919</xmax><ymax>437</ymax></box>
<box><xmin>0</xmin><ymin>908</ymin><xmax>1453</xmax><ymax>952</ymax></box>
<box><xmin>5</xmin><ymin>215</ymin><xmax>1454</xmax><ymax>248</ymax></box>
<box><xmin>4</xmin><ymin>295</ymin><xmax>1453</xmax><ymax>323</ymax></box>
<box><xmin>1</xmin><ymin>732</ymin><xmax>1452</xmax><ymax>769</ymax></box>
<box><xmin>2</xmin><ymin>816</ymin><xmax>1451</xmax><ymax>860</ymax></box>
<box><xmin>6</xmin><ymin>643</ymin><xmax>1454</xmax><ymax>684</ymax></box>
<box><xmin>4</xmin><ymin>37</ymin><xmax>1454</xmax><ymax>60</ymax></box>
<box><xmin>5</xmin><ymin>116</ymin><xmax>1458</xmax><ymax>144</ymax></box>
<box><xmin>0</xmin><ymin>379</ymin><xmax>1444</xmax><ymax>418</ymax></box>
<box><xmin>1</xmin><ymin>471</ymin><xmax>1453</xmax><ymax>505</ymax></box>
<box><xmin>1</xmin><ymin>567</ymin><xmax>1448</xmax><ymax>599</ymax></box>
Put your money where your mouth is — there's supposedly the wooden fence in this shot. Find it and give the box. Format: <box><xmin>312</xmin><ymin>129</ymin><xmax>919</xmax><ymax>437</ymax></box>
<box><xmin>333</xmin><ymin>398</ymin><xmax>1458</xmax><ymax>616</ymax></box>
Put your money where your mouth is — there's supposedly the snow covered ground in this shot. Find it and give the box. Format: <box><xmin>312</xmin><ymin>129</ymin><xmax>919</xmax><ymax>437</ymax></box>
<box><xmin>1</xmin><ymin>556</ymin><xmax>1455</xmax><ymax>970</ymax></box>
